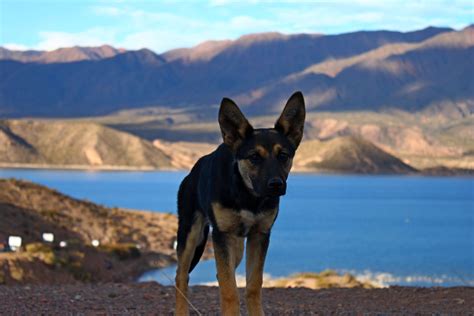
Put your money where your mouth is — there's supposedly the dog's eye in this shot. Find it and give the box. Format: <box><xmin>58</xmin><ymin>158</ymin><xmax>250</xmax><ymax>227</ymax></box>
<box><xmin>248</xmin><ymin>153</ymin><xmax>262</xmax><ymax>164</ymax></box>
<box><xmin>278</xmin><ymin>152</ymin><xmax>289</xmax><ymax>163</ymax></box>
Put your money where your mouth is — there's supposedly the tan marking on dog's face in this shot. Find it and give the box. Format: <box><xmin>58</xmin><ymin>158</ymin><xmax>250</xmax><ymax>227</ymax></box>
<box><xmin>272</xmin><ymin>143</ymin><xmax>282</xmax><ymax>156</ymax></box>
<box><xmin>237</xmin><ymin>159</ymin><xmax>258</xmax><ymax>194</ymax></box>
<box><xmin>255</xmin><ymin>145</ymin><xmax>269</xmax><ymax>158</ymax></box>
<box><xmin>273</xmin><ymin>143</ymin><xmax>293</xmax><ymax>171</ymax></box>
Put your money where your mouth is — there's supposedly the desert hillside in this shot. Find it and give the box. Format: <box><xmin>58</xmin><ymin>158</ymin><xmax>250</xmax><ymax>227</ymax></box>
<box><xmin>153</xmin><ymin>139</ymin><xmax>215</xmax><ymax>169</ymax></box>
<box><xmin>0</xmin><ymin>120</ymin><xmax>171</xmax><ymax>169</ymax></box>
<box><xmin>95</xmin><ymin>106</ymin><xmax>473</xmax><ymax>173</ymax></box>
<box><xmin>0</xmin><ymin>179</ymin><xmax>177</xmax><ymax>285</ymax></box>
<box><xmin>152</xmin><ymin>136</ymin><xmax>416</xmax><ymax>174</ymax></box>
<box><xmin>0</xmin><ymin>115</ymin><xmax>472</xmax><ymax>174</ymax></box>
<box><xmin>294</xmin><ymin>136</ymin><xmax>416</xmax><ymax>173</ymax></box>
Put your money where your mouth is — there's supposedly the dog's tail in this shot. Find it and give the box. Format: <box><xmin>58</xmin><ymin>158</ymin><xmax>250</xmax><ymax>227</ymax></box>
<box><xmin>189</xmin><ymin>224</ymin><xmax>209</xmax><ymax>273</ymax></box>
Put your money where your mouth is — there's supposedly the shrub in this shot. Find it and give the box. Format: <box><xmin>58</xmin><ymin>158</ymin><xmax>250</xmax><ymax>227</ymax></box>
<box><xmin>25</xmin><ymin>242</ymin><xmax>56</xmax><ymax>265</ymax></box>
<box><xmin>100</xmin><ymin>243</ymin><xmax>141</xmax><ymax>260</ymax></box>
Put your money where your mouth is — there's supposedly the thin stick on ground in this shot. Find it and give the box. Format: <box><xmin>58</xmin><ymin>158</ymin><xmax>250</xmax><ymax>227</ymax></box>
<box><xmin>160</xmin><ymin>270</ymin><xmax>202</xmax><ymax>316</ymax></box>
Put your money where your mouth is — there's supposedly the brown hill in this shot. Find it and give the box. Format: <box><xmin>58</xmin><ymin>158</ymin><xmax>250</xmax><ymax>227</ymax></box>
<box><xmin>149</xmin><ymin>135</ymin><xmax>417</xmax><ymax>174</ymax></box>
<box><xmin>294</xmin><ymin>136</ymin><xmax>417</xmax><ymax>174</ymax></box>
<box><xmin>0</xmin><ymin>179</ymin><xmax>177</xmax><ymax>284</ymax></box>
<box><xmin>0</xmin><ymin>120</ymin><xmax>171</xmax><ymax>169</ymax></box>
<box><xmin>153</xmin><ymin>139</ymin><xmax>215</xmax><ymax>169</ymax></box>
<box><xmin>0</xmin><ymin>45</ymin><xmax>124</xmax><ymax>63</ymax></box>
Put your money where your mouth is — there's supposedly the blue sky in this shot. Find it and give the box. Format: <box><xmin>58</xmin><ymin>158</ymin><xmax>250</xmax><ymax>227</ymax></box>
<box><xmin>1</xmin><ymin>0</ymin><xmax>472</xmax><ymax>53</ymax></box>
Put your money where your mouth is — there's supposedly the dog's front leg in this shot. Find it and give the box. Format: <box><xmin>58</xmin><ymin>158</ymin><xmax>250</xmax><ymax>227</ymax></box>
<box><xmin>245</xmin><ymin>232</ymin><xmax>270</xmax><ymax>316</ymax></box>
<box><xmin>213</xmin><ymin>231</ymin><xmax>243</xmax><ymax>315</ymax></box>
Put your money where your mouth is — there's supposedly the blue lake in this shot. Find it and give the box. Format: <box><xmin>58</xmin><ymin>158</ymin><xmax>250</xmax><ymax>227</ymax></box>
<box><xmin>1</xmin><ymin>169</ymin><xmax>473</xmax><ymax>287</ymax></box>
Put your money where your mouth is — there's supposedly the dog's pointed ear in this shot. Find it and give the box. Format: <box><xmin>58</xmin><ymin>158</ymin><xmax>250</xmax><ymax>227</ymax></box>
<box><xmin>275</xmin><ymin>91</ymin><xmax>306</xmax><ymax>148</ymax></box>
<box><xmin>219</xmin><ymin>97</ymin><xmax>253</xmax><ymax>151</ymax></box>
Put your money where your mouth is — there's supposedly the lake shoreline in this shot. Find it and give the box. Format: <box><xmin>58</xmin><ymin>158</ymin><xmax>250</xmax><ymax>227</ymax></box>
<box><xmin>1</xmin><ymin>163</ymin><xmax>473</xmax><ymax>177</ymax></box>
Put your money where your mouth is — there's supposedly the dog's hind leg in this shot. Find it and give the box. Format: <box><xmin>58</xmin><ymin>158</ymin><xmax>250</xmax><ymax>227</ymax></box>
<box><xmin>188</xmin><ymin>224</ymin><xmax>209</xmax><ymax>273</ymax></box>
<box><xmin>245</xmin><ymin>232</ymin><xmax>270</xmax><ymax>316</ymax></box>
<box><xmin>213</xmin><ymin>230</ymin><xmax>244</xmax><ymax>316</ymax></box>
<box><xmin>175</xmin><ymin>213</ymin><xmax>206</xmax><ymax>315</ymax></box>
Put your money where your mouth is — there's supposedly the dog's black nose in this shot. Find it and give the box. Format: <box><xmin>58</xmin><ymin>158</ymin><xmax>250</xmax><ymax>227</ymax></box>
<box><xmin>267</xmin><ymin>177</ymin><xmax>284</xmax><ymax>189</ymax></box>
<box><xmin>267</xmin><ymin>178</ymin><xmax>286</xmax><ymax>195</ymax></box>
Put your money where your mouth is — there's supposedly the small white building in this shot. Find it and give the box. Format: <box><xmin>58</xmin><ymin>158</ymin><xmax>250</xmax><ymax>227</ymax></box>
<box><xmin>42</xmin><ymin>233</ymin><xmax>54</xmax><ymax>243</ymax></box>
<box><xmin>8</xmin><ymin>236</ymin><xmax>22</xmax><ymax>251</ymax></box>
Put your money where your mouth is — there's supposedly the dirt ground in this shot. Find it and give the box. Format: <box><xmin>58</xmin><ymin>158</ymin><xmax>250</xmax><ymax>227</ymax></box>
<box><xmin>0</xmin><ymin>282</ymin><xmax>472</xmax><ymax>315</ymax></box>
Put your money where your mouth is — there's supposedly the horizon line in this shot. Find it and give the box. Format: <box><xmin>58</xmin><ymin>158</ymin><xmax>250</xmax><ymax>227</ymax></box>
<box><xmin>2</xmin><ymin>24</ymin><xmax>470</xmax><ymax>54</ymax></box>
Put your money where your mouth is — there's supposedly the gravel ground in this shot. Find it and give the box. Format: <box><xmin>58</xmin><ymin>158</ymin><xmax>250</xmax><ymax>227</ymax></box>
<box><xmin>0</xmin><ymin>282</ymin><xmax>472</xmax><ymax>315</ymax></box>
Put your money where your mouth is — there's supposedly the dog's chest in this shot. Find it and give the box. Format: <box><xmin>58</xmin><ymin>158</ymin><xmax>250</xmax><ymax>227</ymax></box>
<box><xmin>211</xmin><ymin>203</ymin><xmax>277</xmax><ymax>236</ymax></box>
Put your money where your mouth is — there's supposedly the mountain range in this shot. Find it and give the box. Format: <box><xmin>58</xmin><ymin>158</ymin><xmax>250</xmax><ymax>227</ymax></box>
<box><xmin>1</xmin><ymin>25</ymin><xmax>472</xmax><ymax>118</ymax></box>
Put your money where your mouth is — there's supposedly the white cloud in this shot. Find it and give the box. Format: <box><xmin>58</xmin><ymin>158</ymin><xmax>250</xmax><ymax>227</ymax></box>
<box><xmin>36</xmin><ymin>28</ymin><xmax>117</xmax><ymax>51</ymax></box>
<box><xmin>12</xmin><ymin>0</ymin><xmax>471</xmax><ymax>53</ymax></box>
<box><xmin>2</xmin><ymin>43</ymin><xmax>31</xmax><ymax>51</ymax></box>
<box><xmin>91</xmin><ymin>6</ymin><xmax>122</xmax><ymax>16</ymax></box>
<box><xmin>88</xmin><ymin>5</ymin><xmax>280</xmax><ymax>51</ymax></box>
<box><xmin>209</xmin><ymin>0</ymin><xmax>232</xmax><ymax>6</ymax></box>
<box><xmin>118</xmin><ymin>30</ymin><xmax>190</xmax><ymax>52</ymax></box>
<box><xmin>209</xmin><ymin>0</ymin><xmax>262</xmax><ymax>6</ymax></box>
<box><xmin>229</xmin><ymin>15</ymin><xmax>274</xmax><ymax>30</ymax></box>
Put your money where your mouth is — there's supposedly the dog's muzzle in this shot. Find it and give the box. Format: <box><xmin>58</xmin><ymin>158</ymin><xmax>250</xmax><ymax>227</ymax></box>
<box><xmin>266</xmin><ymin>177</ymin><xmax>286</xmax><ymax>196</ymax></box>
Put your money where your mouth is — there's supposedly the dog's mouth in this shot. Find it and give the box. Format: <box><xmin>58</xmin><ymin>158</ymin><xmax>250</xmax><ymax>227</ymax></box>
<box><xmin>265</xmin><ymin>188</ymin><xmax>286</xmax><ymax>197</ymax></box>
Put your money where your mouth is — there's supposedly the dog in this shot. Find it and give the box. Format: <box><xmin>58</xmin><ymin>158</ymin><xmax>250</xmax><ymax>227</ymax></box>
<box><xmin>175</xmin><ymin>91</ymin><xmax>305</xmax><ymax>315</ymax></box>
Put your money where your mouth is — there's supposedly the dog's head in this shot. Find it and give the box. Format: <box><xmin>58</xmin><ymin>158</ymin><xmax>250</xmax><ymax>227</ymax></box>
<box><xmin>219</xmin><ymin>91</ymin><xmax>305</xmax><ymax>197</ymax></box>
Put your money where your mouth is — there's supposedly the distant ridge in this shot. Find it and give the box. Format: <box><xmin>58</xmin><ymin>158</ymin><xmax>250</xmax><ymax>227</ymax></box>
<box><xmin>0</xmin><ymin>45</ymin><xmax>125</xmax><ymax>63</ymax></box>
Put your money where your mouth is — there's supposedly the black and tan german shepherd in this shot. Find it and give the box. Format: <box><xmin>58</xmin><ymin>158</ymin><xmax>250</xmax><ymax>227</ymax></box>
<box><xmin>175</xmin><ymin>92</ymin><xmax>305</xmax><ymax>315</ymax></box>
